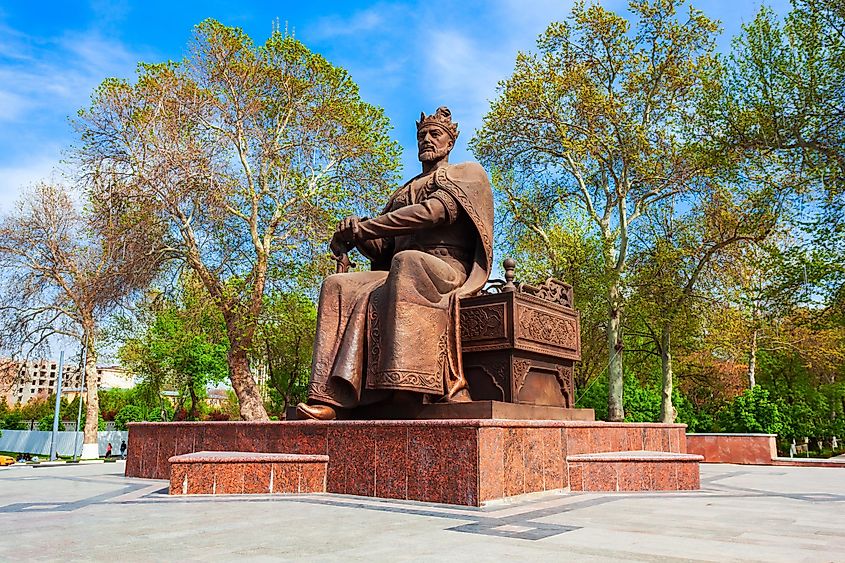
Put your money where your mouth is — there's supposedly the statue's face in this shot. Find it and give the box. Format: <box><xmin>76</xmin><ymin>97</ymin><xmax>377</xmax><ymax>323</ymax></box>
<box><xmin>417</xmin><ymin>125</ymin><xmax>453</xmax><ymax>163</ymax></box>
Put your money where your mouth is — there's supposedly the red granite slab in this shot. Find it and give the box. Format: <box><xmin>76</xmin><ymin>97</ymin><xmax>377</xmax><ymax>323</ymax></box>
<box><xmin>566</xmin><ymin>451</ymin><xmax>702</xmax><ymax>492</ymax></box>
<box><xmin>477</xmin><ymin>427</ymin><xmax>504</xmax><ymax>501</ymax></box>
<box><xmin>341</xmin><ymin>427</ymin><xmax>377</xmax><ymax>497</ymax></box>
<box><xmin>213</xmin><ymin>463</ymin><xmax>244</xmax><ymax>494</ymax></box>
<box><xmin>168</xmin><ymin>452</ymin><xmax>328</xmax><ymax>496</ymax></box>
<box><xmin>133</xmin><ymin>420</ymin><xmax>695</xmax><ymax>505</ymax></box>
<box><xmin>686</xmin><ymin>434</ymin><xmax>776</xmax><ymax>464</ymax></box>
<box><xmin>502</xmin><ymin>427</ymin><xmax>526</xmax><ymax>497</ymax></box>
<box><xmin>186</xmin><ymin>463</ymin><xmax>214</xmax><ymax>494</ymax></box>
<box><xmin>273</xmin><ymin>462</ymin><xmax>300</xmax><ymax>493</ymax></box>
<box><xmin>540</xmin><ymin>427</ymin><xmax>565</xmax><ymax>490</ymax></box>
<box><xmin>170</xmin><ymin>463</ymin><xmax>188</xmax><ymax>495</ymax></box>
<box><xmin>299</xmin><ymin>462</ymin><xmax>328</xmax><ymax>493</ymax></box>
<box><xmin>373</xmin><ymin>426</ymin><xmax>408</xmax><ymax>500</ymax></box>
<box><xmin>523</xmin><ymin>428</ymin><xmax>545</xmax><ymax>493</ymax></box>
<box><xmin>243</xmin><ymin>463</ymin><xmax>272</xmax><ymax>494</ymax></box>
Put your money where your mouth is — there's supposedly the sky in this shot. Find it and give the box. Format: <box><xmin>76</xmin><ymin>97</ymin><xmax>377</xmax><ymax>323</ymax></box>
<box><xmin>0</xmin><ymin>0</ymin><xmax>792</xmax><ymax>211</ymax></box>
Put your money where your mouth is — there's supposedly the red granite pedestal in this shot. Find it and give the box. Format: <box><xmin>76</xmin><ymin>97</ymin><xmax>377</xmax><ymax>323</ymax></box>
<box><xmin>127</xmin><ymin>419</ymin><xmax>694</xmax><ymax>506</ymax></box>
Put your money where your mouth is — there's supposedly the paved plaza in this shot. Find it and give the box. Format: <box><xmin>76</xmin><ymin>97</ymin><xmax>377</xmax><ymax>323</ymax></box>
<box><xmin>0</xmin><ymin>461</ymin><xmax>842</xmax><ymax>561</ymax></box>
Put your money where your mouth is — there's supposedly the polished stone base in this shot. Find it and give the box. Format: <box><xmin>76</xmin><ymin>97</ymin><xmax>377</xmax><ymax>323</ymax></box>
<box><xmin>169</xmin><ymin>451</ymin><xmax>328</xmax><ymax>495</ymax></box>
<box><xmin>127</xmin><ymin>420</ymin><xmax>693</xmax><ymax>506</ymax></box>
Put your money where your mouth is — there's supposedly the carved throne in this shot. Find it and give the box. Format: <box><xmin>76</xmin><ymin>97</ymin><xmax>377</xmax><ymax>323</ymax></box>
<box><xmin>459</xmin><ymin>259</ymin><xmax>581</xmax><ymax>408</ymax></box>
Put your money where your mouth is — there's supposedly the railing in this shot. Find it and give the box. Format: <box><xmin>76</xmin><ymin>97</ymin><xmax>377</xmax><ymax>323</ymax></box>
<box><xmin>18</xmin><ymin>420</ymin><xmax>118</xmax><ymax>431</ymax></box>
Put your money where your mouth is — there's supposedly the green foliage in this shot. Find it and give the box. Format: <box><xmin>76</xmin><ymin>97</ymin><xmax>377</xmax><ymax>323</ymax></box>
<box><xmin>1</xmin><ymin>413</ymin><xmax>25</xmax><ymax>430</ymax></box>
<box><xmin>114</xmin><ymin>405</ymin><xmax>145</xmax><ymax>430</ymax></box>
<box><xmin>718</xmin><ymin>386</ymin><xmax>784</xmax><ymax>434</ymax></box>
<box><xmin>674</xmin><ymin>392</ymin><xmax>715</xmax><ymax>433</ymax></box>
<box><xmin>253</xmin><ymin>292</ymin><xmax>316</xmax><ymax>415</ymax></box>
<box><xmin>622</xmin><ymin>374</ymin><xmax>662</xmax><ymax>423</ymax></box>
<box><xmin>577</xmin><ymin>372</ymin><xmax>665</xmax><ymax>423</ymax></box>
<box><xmin>16</xmin><ymin>396</ymin><xmax>57</xmax><ymax>421</ymax></box>
<box><xmin>118</xmin><ymin>274</ymin><xmax>230</xmax><ymax>419</ymax></box>
<box><xmin>37</xmin><ymin>414</ymin><xmax>54</xmax><ymax>431</ymax></box>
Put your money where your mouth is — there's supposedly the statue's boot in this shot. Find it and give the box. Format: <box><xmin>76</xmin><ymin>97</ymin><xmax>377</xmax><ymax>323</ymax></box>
<box><xmin>444</xmin><ymin>388</ymin><xmax>472</xmax><ymax>403</ymax></box>
<box><xmin>296</xmin><ymin>402</ymin><xmax>337</xmax><ymax>421</ymax></box>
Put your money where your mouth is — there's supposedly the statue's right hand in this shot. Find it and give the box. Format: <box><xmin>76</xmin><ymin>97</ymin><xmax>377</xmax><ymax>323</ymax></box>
<box><xmin>335</xmin><ymin>216</ymin><xmax>360</xmax><ymax>243</ymax></box>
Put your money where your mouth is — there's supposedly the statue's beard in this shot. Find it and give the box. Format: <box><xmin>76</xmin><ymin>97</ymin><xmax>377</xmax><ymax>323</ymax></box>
<box><xmin>418</xmin><ymin>145</ymin><xmax>450</xmax><ymax>163</ymax></box>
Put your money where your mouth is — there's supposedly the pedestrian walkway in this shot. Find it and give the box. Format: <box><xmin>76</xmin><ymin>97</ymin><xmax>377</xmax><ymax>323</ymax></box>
<box><xmin>0</xmin><ymin>462</ymin><xmax>842</xmax><ymax>561</ymax></box>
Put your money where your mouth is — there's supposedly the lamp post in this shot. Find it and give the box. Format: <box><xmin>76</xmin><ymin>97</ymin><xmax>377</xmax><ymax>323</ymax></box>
<box><xmin>72</xmin><ymin>336</ymin><xmax>88</xmax><ymax>461</ymax></box>
<box><xmin>48</xmin><ymin>351</ymin><xmax>65</xmax><ymax>461</ymax></box>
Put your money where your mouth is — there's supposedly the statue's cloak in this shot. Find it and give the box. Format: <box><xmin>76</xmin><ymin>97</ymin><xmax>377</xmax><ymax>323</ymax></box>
<box><xmin>308</xmin><ymin>162</ymin><xmax>493</xmax><ymax>407</ymax></box>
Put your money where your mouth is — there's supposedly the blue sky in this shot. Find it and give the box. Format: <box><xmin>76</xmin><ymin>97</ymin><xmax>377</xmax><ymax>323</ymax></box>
<box><xmin>0</xmin><ymin>0</ymin><xmax>790</xmax><ymax>211</ymax></box>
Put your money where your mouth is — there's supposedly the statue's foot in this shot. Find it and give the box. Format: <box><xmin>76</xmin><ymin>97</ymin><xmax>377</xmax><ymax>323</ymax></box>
<box><xmin>296</xmin><ymin>402</ymin><xmax>337</xmax><ymax>421</ymax></box>
<box><xmin>444</xmin><ymin>388</ymin><xmax>472</xmax><ymax>403</ymax></box>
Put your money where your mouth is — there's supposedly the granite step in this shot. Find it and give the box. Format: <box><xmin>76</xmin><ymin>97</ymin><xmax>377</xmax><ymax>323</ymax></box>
<box><xmin>566</xmin><ymin>450</ymin><xmax>702</xmax><ymax>492</ymax></box>
<box><xmin>169</xmin><ymin>451</ymin><xmax>328</xmax><ymax>495</ymax></box>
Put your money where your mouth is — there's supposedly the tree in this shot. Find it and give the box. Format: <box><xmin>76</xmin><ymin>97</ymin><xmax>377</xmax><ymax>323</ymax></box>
<box><xmin>114</xmin><ymin>405</ymin><xmax>145</xmax><ymax>430</ymax></box>
<box><xmin>706</xmin><ymin>2</ymin><xmax>845</xmax><ymax>196</ymax></box>
<box><xmin>253</xmin><ymin>292</ymin><xmax>316</xmax><ymax>415</ymax></box>
<box><xmin>118</xmin><ymin>275</ymin><xmax>229</xmax><ymax>420</ymax></box>
<box><xmin>472</xmin><ymin>0</ymin><xmax>720</xmax><ymax>420</ymax></box>
<box><xmin>0</xmin><ymin>182</ymin><xmax>158</xmax><ymax>457</ymax></box>
<box><xmin>627</xmin><ymin>182</ymin><xmax>778</xmax><ymax>421</ymax></box>
<box><xmin>718</xmin><ymin>385</ymin><xmax>784</xmax><ymax>434</ymax></box>
<box><xmin>76</xmin><ymin>20</ymin><xmax>400</xmax><ymax>420</ymax></box>
<box><xmin>702</xmin><ymin>1</ymin><xmax>845</xmax><ymax>314</ymax></box>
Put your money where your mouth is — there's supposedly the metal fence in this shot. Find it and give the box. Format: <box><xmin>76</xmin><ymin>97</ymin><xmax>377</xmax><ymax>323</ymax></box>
<box><xmin>0</xmin><ymin>429</ymin><xmax>128</xmax><ymax>457</ymax></box>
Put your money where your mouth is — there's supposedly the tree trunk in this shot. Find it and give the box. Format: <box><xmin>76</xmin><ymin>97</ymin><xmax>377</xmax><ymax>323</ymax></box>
<box><xmin>607</xmin><ymin>279</ymin><xmax>624</xmax><ymax>422</ymax></box>
<box><xmin>747</xmin><ymin>328</ymin><xmax>757</xmax><ymax>388</ymax></box>
<box><xmin>227</xmin><ymin>347</ymin><xmax>268</xmax><ymax>421</ymax></box>
<box><xmin>81</xmin><ymin>332</ymin><xmax>100</xmax><ymax>459</ymax></box>
<box><xmin>188</xmin><ymin>383</ymin><xmax>199</xmax><ymax>420</ymax></box>
<box><xmin>660</xmin><ymin>323</ymin><xmax>675</xmax><ymax>423</ymax></box>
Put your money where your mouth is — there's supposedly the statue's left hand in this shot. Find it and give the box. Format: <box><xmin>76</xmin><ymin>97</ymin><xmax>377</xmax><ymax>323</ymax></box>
<box><xmin>329</xmin><ymin>232</ymin><xmax>350</xmax><ymax>258</ymax></box>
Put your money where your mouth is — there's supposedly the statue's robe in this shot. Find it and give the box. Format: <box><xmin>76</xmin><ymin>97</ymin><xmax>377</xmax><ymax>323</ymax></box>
<box><xmin>307</xmin><ymin>162</ymin><xmax>494</xmax><ymax>408</ymax></box>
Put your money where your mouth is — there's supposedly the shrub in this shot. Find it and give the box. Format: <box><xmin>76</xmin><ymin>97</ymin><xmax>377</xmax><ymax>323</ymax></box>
<box><xmin>37</xmin><ymin>414</ymin><xmax>55</xmax><ymax>431</ymax></box>
<box><xmin>718</xmin><ymin>386</ymin><xmax>784</xmax><ymax>434</ymax></box>
<box><xmin>2</xmin><ymin>413</ymin><xmax>26</xmax><ymax>430</ymax></box>
<box><xmin>114</xmin><ymin>405</ymin><xmax>145</xmax><ymax>430</ymax></box>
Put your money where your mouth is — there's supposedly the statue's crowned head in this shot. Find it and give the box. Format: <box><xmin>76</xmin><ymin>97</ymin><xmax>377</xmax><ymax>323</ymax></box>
<box><xmin>416</xmin><ymin>106</ymin><xmax>459</xmax><ymax>163</ymax></box>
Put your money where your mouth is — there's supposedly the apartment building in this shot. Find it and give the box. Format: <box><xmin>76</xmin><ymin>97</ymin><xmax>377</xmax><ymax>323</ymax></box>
<box><xmin>1</xmin><ymin>359</ymin><xmax>134</xmax><ymax>405</ymax></box>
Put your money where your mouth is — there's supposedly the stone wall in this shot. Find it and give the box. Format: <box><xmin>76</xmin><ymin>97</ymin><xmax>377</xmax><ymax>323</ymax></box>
<box><xmin>686</xmin><ymin>433</ymin><xmax>777</xmax><ymax>465</ymax></box>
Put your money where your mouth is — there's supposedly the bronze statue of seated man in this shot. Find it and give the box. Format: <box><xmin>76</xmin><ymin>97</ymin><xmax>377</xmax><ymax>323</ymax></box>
<box><xmin>297</xmin><ymin>107</ymin><xmax>494</xmax><ymax>420</ymax></box>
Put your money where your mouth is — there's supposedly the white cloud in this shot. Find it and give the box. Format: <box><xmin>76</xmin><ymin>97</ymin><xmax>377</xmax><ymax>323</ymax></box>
<box><xmin>0</xmin><ymin>154</ymin><xmax>62</xmax><ymax>212</ymax></box>
<box><xmin>0</xmin><ymin>30</ymin><xmax>143</xmax><ymax>119</ymax></box>
<box><xmin>0</xmin><ymin>22</ymin><xmax>149</xmax><ymax>210</ymax></box>
<box><xmin>0</xmin><ymin>90</ymin><xmax>30</xmax><ymax>121</ymax></box>
<box><xmin>310</xmin><ymin>5</ymin><xmax>395</xmax><ymax>40</ymax></box>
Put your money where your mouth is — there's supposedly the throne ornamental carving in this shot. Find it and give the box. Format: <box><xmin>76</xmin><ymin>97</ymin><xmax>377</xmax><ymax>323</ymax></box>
<box><xmin>459</xmin><ymin>261</ymin><xmax>580</xmax><ymax>408</ymax></box>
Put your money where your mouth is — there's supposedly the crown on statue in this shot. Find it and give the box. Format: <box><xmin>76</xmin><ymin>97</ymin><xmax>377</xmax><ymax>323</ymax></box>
<box><xmin>416</xmin><ymin>106</ymin><xmax>459</xmax><ymax>141</ymax></box>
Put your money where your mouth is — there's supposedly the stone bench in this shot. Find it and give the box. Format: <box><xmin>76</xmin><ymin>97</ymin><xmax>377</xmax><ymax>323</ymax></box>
<box><xmin>169</xmin><ymin>451</ymin><xmax>328</xmax><ymax>495</ymax></box>
<box><xmin>567</xmin><ymin>450</ymin><xmax>702</xmax><ymax>492</ymax></box>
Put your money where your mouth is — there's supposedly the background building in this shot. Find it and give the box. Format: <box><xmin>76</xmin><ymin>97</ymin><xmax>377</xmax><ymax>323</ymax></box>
<box><xmin>1</xmin><ymin>359</ymin><xmax>135</xmax><ymax>405</ymax></box>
